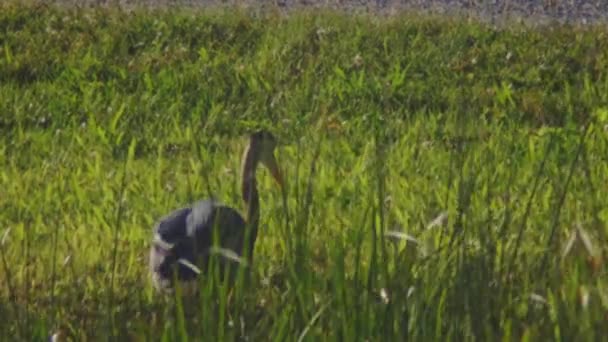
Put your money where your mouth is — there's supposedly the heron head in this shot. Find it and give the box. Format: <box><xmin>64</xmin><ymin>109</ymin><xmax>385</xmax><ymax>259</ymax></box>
<box><xmin>250</xmin><ymin>130</ymin><xmax>283</xmax><ymax>188</ymax></box>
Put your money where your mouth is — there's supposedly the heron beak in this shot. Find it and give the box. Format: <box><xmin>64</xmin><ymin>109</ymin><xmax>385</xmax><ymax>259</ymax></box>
<box><xmin>265</xmin><ymin>153</ymin><xmax>284</xmax><ymax>189</ymax></box>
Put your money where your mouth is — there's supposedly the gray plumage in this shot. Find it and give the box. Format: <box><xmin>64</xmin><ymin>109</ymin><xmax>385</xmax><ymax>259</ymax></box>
<box><xmin>149</xmin><ymin>131</ymin><xmax>283</xmax><ymax>294</ymax></box>
<box><xmin>149</xmin><ymin>200</ymin><xmax>247</xmax><ymax>292</ymax></box>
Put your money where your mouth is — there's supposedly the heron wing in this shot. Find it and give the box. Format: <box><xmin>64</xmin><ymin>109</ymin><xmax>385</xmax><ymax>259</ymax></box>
<box><xmin>154</xmin><ymin>206</ymin><xmax>192</xmax><ymax>245</ymax></box>
<box><xmin>187</xmin><ymin>200</ymin><xmax>247</xmax><ymax>255</ymax></box>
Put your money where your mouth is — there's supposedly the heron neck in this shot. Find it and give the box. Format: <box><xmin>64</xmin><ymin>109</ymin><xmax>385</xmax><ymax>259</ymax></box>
<box><xmin>241</xmin><ymin>145</ymin><xmax>260</xmax><ymax>257</ymax></box>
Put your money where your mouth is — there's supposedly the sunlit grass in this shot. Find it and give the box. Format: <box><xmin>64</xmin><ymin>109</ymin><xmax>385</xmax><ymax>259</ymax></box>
<box><xmin>1</xmin><ymin>2</ymin><xmax>607</xmax><ymax>340</ymax></box>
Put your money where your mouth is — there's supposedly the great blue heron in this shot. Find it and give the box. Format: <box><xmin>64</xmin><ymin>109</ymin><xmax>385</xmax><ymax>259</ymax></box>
<box><xmin>149</xmin><ymin>130</ymin><xmax>283</xmax><ymax>294</ymax></box>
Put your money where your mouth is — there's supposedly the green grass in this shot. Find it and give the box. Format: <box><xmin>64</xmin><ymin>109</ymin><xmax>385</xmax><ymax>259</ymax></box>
<box><xmin>1</xmin><ymin>2</ymin><xmax>608</xmax><ymax>340</ymax></box>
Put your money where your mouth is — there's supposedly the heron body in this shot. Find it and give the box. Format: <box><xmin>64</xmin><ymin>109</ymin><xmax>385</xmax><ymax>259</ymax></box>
<box><xmin>149</xmin><ymin>131</ymin><xmax>283</xmax><ymax>294</ymax></box>
<box><xmin>150</xmin><ymin>200</ymin><xmax>247</xmax><ymax>292</ymax></box>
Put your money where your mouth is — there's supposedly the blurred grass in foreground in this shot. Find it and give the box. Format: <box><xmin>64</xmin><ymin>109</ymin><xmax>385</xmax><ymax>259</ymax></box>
<box><xmin>1</xmin><ymin>2</ymin><xmax>607</xmax><ymax>340</ymax></box>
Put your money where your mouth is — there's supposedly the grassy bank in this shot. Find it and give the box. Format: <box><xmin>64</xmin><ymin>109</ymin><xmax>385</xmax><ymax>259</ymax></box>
<box><xmin>1</xmin><ymin>2</ymin><xmax>607</xmax><ymax>340</ymax></box>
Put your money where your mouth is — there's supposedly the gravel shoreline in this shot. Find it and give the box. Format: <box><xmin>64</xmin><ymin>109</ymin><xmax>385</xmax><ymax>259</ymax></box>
<box><xmin>43</xmin><ymin>0</ymin><xmax>608</xmax><ymax>25</ymax></box>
